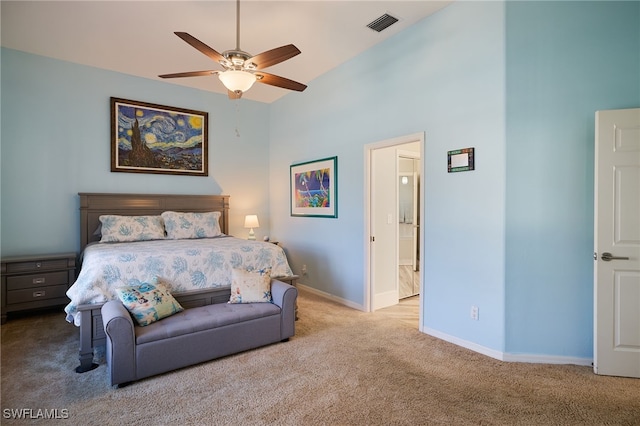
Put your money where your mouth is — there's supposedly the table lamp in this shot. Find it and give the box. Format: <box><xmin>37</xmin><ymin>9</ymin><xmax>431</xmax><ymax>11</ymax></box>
<box><xmin>244</xmin><ymin>215</ymin><xmax>260</xmax><ymax>240</ymax></box>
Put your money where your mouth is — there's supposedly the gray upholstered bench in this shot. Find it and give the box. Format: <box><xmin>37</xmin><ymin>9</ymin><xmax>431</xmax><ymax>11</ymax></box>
<box><xmin>101</xmin><ymin>279</ymin><xmax>297</xmax><ymax>386</ymax></box>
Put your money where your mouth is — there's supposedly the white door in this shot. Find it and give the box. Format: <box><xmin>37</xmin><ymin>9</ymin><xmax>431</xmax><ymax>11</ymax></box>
<box><xmin>371</xmin><ymin>146</ymin><xmax>400</xmax><ymax>310</ymax></box>
<box><xmin>594</xmin><ymin>108</ymin><xmax>640</xmax><ymax>378</ymax></box>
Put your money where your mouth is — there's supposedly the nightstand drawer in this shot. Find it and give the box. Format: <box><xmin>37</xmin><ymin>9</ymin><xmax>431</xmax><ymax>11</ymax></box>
<box><xmin>6</xmin><ymin>271</ymin><xmax>69</xmax><ymax>291</ymax></box>
<box><xmin>2</xmin><ymin>252</ymin><xmax>77</xmax><ymax>323</ymax></box>
<box><xmin>7</xmin><ymin>284</ymin><xmax>68</xmax><ymax>305</ymax></box>
<box><xmin>5</xmin><ymin>259</ymin><xmax>70</xmax><ymax>273</ymax></box>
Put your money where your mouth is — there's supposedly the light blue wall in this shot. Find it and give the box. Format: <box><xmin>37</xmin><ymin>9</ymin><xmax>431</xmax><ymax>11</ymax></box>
<box><xmin>270</xmin><ymin>0</ymin><xmax>639</xmax><ymax>359</ymax></box>
<box><xmin>270</xmin><ymin>2</ymin><xmax>507</xmax><ymax>350</ymax></box>
<box><xmin>1</xmin><ymin>48</ymin><xmax>271</xmax><ymax>256</ymax></box>
<box><xmin>504</xmin><ymin>1</ymin><xmax>640</xmax><ymax>358</ymax></box>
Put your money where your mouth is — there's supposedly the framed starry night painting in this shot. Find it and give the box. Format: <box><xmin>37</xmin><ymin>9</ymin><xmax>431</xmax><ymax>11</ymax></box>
<box><xmin>110</xmin><ymin>97</ymin><xmax>208</xmax><ymax>176</ymax></box>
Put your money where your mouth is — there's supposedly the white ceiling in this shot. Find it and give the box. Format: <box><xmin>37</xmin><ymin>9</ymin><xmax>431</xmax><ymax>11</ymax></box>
<box><xmin>1</xmin><ymin>0</ymin><xmax>451</xmax><ymax>103</ymax></box>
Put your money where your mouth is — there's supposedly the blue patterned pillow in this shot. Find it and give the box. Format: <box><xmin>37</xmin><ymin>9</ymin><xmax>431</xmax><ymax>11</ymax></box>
<box><xmin>99</xmin><ymin>215</ymin><xmax>165</xmax><ymax>243</ymax></box>
<box><xmin>229</xmin><ymin>268</ymin><xmax>272</xmax><ymax>304</ymax></box>
<box><xmin>115</xmin><ymin>279</ymin><xmax>183</xmax><ymax>326</ymax></box>
<box><xmin>161</xmin><ymin>211</ymin><xmax>222</xmax><ymax>239</ymax></box>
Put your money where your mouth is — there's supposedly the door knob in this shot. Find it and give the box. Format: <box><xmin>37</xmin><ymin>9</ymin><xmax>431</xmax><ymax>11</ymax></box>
<box><xmin>601</xmin><ymin>252</ymin><xmax>630</xmax><ymax>261</ymax></box>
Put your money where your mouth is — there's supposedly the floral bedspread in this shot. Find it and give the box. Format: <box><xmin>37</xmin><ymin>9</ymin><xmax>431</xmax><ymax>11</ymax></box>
<box><xmin>64</xmin><ymin>236</ymin><xmax>293</xmax><ymax>324</ymax></box>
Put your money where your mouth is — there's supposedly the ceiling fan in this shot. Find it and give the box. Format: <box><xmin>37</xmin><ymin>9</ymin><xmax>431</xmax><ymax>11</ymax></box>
<box><xmin>159</xmin><ymin>0</ymin><xmax>307</xmax><ymax>99</ymax></box>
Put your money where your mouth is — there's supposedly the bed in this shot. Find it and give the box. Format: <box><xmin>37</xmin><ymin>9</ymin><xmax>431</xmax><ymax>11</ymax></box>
<box><xmin>70</xmin><ymin>193</ymin><xmax>296</xmax><ymax>373</ymax></box>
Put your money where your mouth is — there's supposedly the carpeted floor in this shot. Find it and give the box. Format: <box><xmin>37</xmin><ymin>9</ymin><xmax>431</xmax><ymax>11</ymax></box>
<box><xmin>1</xmin><ymin>289</ymin><xmax>639</xmax><ymax>425</ymax></box>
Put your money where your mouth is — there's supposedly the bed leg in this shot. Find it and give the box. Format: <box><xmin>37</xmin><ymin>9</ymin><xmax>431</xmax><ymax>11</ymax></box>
<box><xmin>76</xmin><ymin>354</ymin><xmax>98</xmax><ymax>373</ymax></box>
<box><xmin>75</xmin><ymin>309</ymin><xmax>98</xmax><ymax>373</ymax></box>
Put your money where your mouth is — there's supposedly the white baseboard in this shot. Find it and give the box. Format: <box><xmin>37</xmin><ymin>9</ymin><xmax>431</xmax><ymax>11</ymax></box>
<box><xmin>425</xmin><ymin>327</ymin><xmax>505</xmax><ymax>360</ymax></box>
<box><xmin>425</xmin><ymin>327</ymin><xmax>593</xmax><ymax>366</ymax></box>
<box><xmin>501</xmin><ymin>352</ymin><xmax>592</xmax><ymax>366</ymax></box>
<box><xmin>297</xmin><ymin>283</ymin><xmax>364</xmax><ymax>311</ymax></box>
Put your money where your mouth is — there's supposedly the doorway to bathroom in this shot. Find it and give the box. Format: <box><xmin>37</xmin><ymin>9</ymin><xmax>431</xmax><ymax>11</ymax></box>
<box><xmin>364</xmin><ymin>132</ymin><xmax>424</xmax><ymax>330</ymax></box>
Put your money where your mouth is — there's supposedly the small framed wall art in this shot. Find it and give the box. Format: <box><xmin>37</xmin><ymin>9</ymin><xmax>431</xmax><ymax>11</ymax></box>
<box><xmin>290</xmin><ymin>156</ymin><xmax>338</xmax><ymax>218</ymax></box>
<box><xmin>447</xmin><ymin>147</ymin><xmax>475</xmax><ymax>173</ymax></box>
<box><xmin>111</xmin><ymin>97</ymin><xmax>208</xmax><ymax>176</ymax></box>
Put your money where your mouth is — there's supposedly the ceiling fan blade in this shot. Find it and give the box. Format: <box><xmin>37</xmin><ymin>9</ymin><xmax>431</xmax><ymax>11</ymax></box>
<box><xmin>228</xmin><ymin>90</ymin><xmax>242</xmax><ymax>100</ymax></box>
<box><xmin>255</xmin><ymin>72</ymin><xmax>307</xmax><ymax>92</ymax></box>
<box><xmin>174</xmin><ymin>32</ymin><xmax>225</xmax><ymax>63</ymax></box>
<box><xmin>158</xmin><ymin>70</ymin><xmax>217</xmax><ymax>79</ymax></box>
<box><xmin>249</xmin><ymin>44</ymin><xmax>301</xmax><ymax>70</ymax></box>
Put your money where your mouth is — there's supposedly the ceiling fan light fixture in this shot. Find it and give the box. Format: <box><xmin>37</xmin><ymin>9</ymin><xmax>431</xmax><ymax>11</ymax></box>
<box><xmin>218</xmin><ymin>70</ymin><xmax>256</xmax><ymax>93</ymax></box>
<box><xmin>160</xmin><ymin>0</ymin><xmax>305</xmax><ymax>100</ymax></box>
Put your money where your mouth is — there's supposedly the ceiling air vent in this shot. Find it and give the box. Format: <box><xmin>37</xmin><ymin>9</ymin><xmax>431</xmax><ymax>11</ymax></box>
<box><xmin>367</xmin><ymin>13</ymin><xmax>399</xmax><ymax>33</ymax></box>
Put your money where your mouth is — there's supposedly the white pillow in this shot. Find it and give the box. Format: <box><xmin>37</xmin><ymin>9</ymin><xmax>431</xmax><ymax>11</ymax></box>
<box><xmin>99</xmin><ymin>215</ymin><xmax>165</xmax><ymax>243</ymax></box>
<box><xmin>161</xmin><ymin>211</ymin><xmax>222</xmax><ymax>239</ymax></box>
<box><xmin>229</xmin><ymin>268</ymin><xmax>272</xmax><ymax>304</ymax></box>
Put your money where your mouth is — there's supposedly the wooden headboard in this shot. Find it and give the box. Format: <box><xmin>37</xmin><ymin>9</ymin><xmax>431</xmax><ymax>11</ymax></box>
<box><xmin>79</xmin><ymin>193</ymin><xmax>230</xmax><ymax>252</ymax></box>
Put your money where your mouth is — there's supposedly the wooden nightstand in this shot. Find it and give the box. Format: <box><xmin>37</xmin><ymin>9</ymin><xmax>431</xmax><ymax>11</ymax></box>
<box><xmin>1</xmin><ymin>252</ymin><xmax>77</xmax><ymax>324</ymax></box>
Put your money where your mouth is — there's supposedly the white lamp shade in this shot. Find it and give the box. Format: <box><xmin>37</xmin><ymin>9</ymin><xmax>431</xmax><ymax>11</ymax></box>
<box><xmin>219</xmin><ymin>70</ymin><xmax>257</xmax><ymax>93</ymax></box>
<box><xmin>244</xmin><ymin>215</ymin><xmax>260</xmax><ymax>229</ymax></box>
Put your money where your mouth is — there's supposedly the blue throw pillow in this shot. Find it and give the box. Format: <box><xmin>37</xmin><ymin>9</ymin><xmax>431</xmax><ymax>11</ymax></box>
<box><xmin>115</xmin><ymin>279</ymin><xmax>183</xmax><ymax>326</ymax></box>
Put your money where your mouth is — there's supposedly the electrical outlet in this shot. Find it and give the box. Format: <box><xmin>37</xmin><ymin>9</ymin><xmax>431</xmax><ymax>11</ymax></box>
<box><xmin>301</xmin><ymin>264</ymin><xmax>307</xmax><ymax>275</ymax></box>
<box><xmin>470</xmin><ymin>305</ymin><xmax>479</xmax><ymax>320</ymax></box>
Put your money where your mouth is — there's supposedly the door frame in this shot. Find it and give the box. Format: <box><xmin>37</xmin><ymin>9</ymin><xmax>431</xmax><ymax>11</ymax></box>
<box><xmin>363</xmin><ymin>132</ymin><xmax>425</xmax><ymax>331</ymax></box>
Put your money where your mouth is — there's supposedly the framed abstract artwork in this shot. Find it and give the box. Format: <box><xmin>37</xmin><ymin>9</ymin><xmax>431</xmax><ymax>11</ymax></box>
<box><xmin>290</xmin><ymin>156</ymin><xmax>337</xmax><ymax>218</ymax></box>
<box><xmin>111</xmin><ymin>97</ymin><xmax>208</xmax><ymax>176</ymax></box>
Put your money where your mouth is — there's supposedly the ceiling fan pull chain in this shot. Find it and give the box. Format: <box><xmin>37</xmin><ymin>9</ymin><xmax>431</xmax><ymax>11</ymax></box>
<box><xmin>235</xmin><ymin>99</ymin><xmax>241</xmax><ymax>138</ymax></box>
